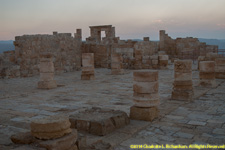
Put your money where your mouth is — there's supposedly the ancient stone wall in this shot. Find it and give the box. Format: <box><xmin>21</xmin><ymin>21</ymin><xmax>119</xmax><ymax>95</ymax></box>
<box><xmin>81</xmin><ymin>43</ymin><xmax>109</xmax><ymax>68</ymax></box>
<box><xmin>13</xmin><ymin>31</ymin><xmax>82</xmax><ymax>77</ymax></box>
<box><xmin>159</xmin><ymin>30</ymin><xmax>218</xmax><ymax>59</ymax></box>
<box><xmin>0</xmin><ymin>50</ymin><xmax>20</xmax><ymax>78</ymax></box>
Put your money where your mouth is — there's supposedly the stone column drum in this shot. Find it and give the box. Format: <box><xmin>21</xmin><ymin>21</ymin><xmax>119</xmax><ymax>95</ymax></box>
<box><xmin>111</xmin><ymin>53</ymin><xmax>124</xmax><ymax>75</ymax></box>
<box><xmin>81</xmin><ymin>53</ymin><xmax>95</xmax><ymax>80</ymax></box>
<box><xmin>130</xmin><ymin>70</ymin><xmax>159</xmax><ymax>121</ymax></box>
<box><xmin>215</xmin><ymin>58</ymin><xmax>225</xmax><ymax>79</ymax></box>
<box><xmin>38</xmin><ymin>54</ymin><xmax>57</xmax><ymax>89</ymax></box>
<box><xmin>171</xmin><ymin>60</ymin><xmax>193</xmax><ymax>101</ymax></box>
<box><xmin>199</xmin><ymin>61</ymin><xmax>216</xmax><ymax>87</ymax></box>
<box><xmin>158</xmin><ymin>55</ymin><xmax>169</xmax><ymax>69</ymax></box>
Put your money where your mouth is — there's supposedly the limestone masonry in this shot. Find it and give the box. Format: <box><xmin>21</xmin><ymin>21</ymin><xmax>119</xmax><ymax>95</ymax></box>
<box><xmin>0</xmin><ymin>25</ymin><xmax>220</xmax><ymax>78</ymax></box>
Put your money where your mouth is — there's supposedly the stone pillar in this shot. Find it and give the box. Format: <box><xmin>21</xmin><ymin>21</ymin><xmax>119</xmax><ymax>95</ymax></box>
<box><xmin>30</xmin><ymin>116</ymin><xmax>78</xmax><ymax>150</ymax></box>
<box><xmin>75</xmin><ymin>29</ymin><xmax>82</xmax><ymax>41</ymax></box>
<box><xmin>81</xmin><ymin>53</ymin><xmax>95</xmax><ymax>80</ymax></box>
<box><xmin>111</xmin><ymin>53</ymin><xmax>124</xmax><ymax>75</ymax></box>
<box><xmin>199</xmin><ymin>61</ymin><xmax>216</xmax><ymax>87</ymax></box>
<box><xmin>197</xmin><ymin>56</ymin><xmax>206</xmax><ymax>70</ymax></box>
<box><xmin>215</xmin><ymin>58</ymin><xmax>225</xmax><ymax>79</ymax></box>
<box><xmin>158</xmin><ymin>55</ymin><xmax>169</xmax><ymax>69</ymax></box>
<box><xmin>130</xmin><ymin>71</ymin><xmax>159</xmax><ymax>121</ymax></box>
<box><xmin>150</xmin><ymin>55</ymin><xmax>159</xmax><ymax>69</ymax></box>
<box><xmin>171</xmin><ymin>60</ymin><xmax>193</xmax><ymax>101</ymax></box>
<box><xmin>38</xmin><ymin>54</ymin><xmax>57</xmax><ymax>89</ymax></box>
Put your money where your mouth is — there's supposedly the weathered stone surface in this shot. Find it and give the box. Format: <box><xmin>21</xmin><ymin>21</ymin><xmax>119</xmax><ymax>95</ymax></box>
<box><xmin>69</xmin><ymin>107</ymin><xmax>130</xmax><ymax>136</ymax></box>
<box><xmin>174</xmin><ymin>72</ymin><xmax>192</xmax><ymax>80</ymax></box>
<box><xmin>39</xmin><ymin>62</ymin><xmax>54</xmax><ymax>73</ymax></box>
<box><xmin>76</xmin><ymin>134</ymin><xmax>87</xmax><ymax>150</ymax></box>
<box><xmin>38</xmin><ymin>80</ymin><xmax>57</xmax><ymax>89</ymax></box>
<box><xmin>199</xmin><ymin>61</ymin><xmax>215</xmax><ymax>72</ymax></box>
<box><xmin>174</xmin><ymin>60</ymin><xmax>192</xmax><ymax>73</ymax></box>
<box><xmin>215</xmin><ymin>72</ymin><xmax>225</xmax><ymax>79</ymax></box>
<box><xmin>82</xmin><ymin>53</ymin><xmax>94</xmax><ymax>67</ymax></box>
<box><xmin>130</xmin><ymin>106</ymin><xmax>159</xmax><ymax>121</ymax></box>
<box><xmin>199</xmin><ymin>72</ymin><xmax>215</xmax><ymax>79</ymax></box>
<box><xmin>40</xmin><ymin>73</ymin><xmax>54</xmax><ymax>81</ymax></box>
<box><xmin>11</xmin><ymin>132</ymin><xmax>36</xmax><ymax>144</ymax></box>
<box><xmin>39</xmin><ymin>129</ymin><xmax>77</xmax><ymax>150</ymax></box>
<box><xmin>111</xmin><ymin>53</ymin><xmax>123</xmax><ymax>75</ymax></box>
<box><xmin>133</xmin><ymin>71</ymin><xmax>158</xmax><ymax>82</ymax></box>
<box><xmin>81</xmin><ymin>53</ymin><xmax>95</xmax><ymax>80</ymax></box>
<box><xmin>32</xmin><ymin>128</ymin><xmax>72</xmax><ymax>140</ymax></box>
<box><xmin>31</xmin><ymin>116</ymin><xmax>71</xmax><ymax>133</ymax></box>
<box><xmin>133</xmin><ymin>98</ymin><xmax>159</xmax><ymax>107</ymax></box>
<box><xmin>31</xmin><ymin>115</ymin><xmax>71</xmax><ymax>140</ymax></box>
<box><xmin>171</xmin><ymin>90</ymin><xmax>193</xmax><ymax>101</ymax></box>
<box><xmin>133</xmin><ymin>81</ymin><xmax>158</xmax><ymax>93</ymax></box>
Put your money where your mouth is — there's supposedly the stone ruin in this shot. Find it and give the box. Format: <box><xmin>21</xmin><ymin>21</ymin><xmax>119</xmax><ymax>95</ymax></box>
<box><xmin>111</xmin><ymin>53</ymin><xmax>124</xmax><ymax>75</ymax></box>
<box><xmin>172</xmin><ymin>60</ymin><xmax>193</xmax><ymax>101</ymax></box>
<box><xmin>38</xmin><ymin>53</ymin><xmax>57</xmax><ymax>89</ymax></box>
<box><xmin>81</xmin><ymin>53</ymin><xmax>95</xmax><ymax>80</ymax></box>
<box><xmin>11</xmin><ymin>115</ymin><xmax>84</xmax><ymax>150</ymax></box>
<box><xmin>1</xmin><ymin>25</ymin><xmax>225</xmax><ymax>149</ymax></box>
<box><xmin>130</xmin><ymin>71</ymin><xmax>159</xmax><ymax>121</ymax></box>
<box><xmin>199</xmin><ymin>61</ymin><xmax>216</xmax><ymax>87</ymax></box>
<box><xmin>0</xmin><ymin>25</ymin><xmax>219</xmax><ymax>79</ymax></box>
<box><xmin>198</xmin><ymin>52</ymin><xmax>225</xmax><ymax>79</ymax></box>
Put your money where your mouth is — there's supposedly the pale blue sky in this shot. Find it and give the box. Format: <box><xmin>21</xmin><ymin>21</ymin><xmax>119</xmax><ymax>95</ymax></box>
<box><xmin>1</xmin><ymin>0</ymin><xmax>225</xmax><ymax>40</ymax></box>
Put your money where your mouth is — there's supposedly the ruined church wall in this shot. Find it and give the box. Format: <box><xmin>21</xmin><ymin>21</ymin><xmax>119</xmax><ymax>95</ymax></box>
<box><xmin>81</xmin><ymin>43</ymin><xmax>109</xmax><ymax>68</ymax></box>
<box><xmin>13</xmin><ymin>32</ymin><xmax>82</xmax><ymax>77</ymax></box>
<box><xmin>0</xmin><ymin>50</ymin><xmax>20</xmax><ymax>78</ymax></box>
<box><xmin>159</xmin><ymin>30</ymin><xmax>218</xmax><ymax>59</ymax></box>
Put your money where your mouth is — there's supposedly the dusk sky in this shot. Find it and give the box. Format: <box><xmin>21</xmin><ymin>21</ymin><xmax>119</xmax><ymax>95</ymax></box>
<box><xmin>1</xmin><ymin>0</ymin><xmax>225</xmax><ymax>41</ymax></box>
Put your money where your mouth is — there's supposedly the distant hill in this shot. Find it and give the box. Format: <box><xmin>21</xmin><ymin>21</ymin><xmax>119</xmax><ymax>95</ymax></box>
<box><xmin>198</xmin><ymin>38</ymin><xmax>225</xmax><ymax>49</ymax></box>
<box><xmin>0</xmin><ymin>40</ymin><xmax>15</xmax><ymax>53</ymax></box>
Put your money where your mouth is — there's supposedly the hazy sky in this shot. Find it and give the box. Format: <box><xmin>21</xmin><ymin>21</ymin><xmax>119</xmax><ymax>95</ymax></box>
<box><xmin>1</xmin><ymin>0</ymin><xmax>225</xmax><ymax>40</ymax></box>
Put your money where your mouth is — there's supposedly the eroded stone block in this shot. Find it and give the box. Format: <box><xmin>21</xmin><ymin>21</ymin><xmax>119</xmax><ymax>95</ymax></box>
<box><xmin>130</xmin><ymin>106</ymin><xmax>159</xmax><ymax>121</ymax></box>
<box><xmin>174</xmin><ymin>60</ymin><xmax>192</xmax><ymax>73</ymax></box>
<box><xmin>39</xmin><ymin>129</ymin><xmax>77</xmax><ymax>150</ymax></box>
<box><xmin>69</xmin><ymin>107</ymin><xmax>130</xmax><ymax>136</ymax></box>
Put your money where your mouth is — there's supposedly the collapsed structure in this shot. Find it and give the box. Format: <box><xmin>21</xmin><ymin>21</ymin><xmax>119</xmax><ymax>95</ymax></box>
<box><xmin>0</xmin><ymin>25</ymin><xmax>219</xmax><ymax>78</ymax></box>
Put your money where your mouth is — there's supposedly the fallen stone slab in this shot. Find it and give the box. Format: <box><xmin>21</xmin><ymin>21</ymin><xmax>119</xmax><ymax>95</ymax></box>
<box><xmin>69</xmin><ymin>107</ymin><xmax>130</xmax><ymax>136</ymax></box>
